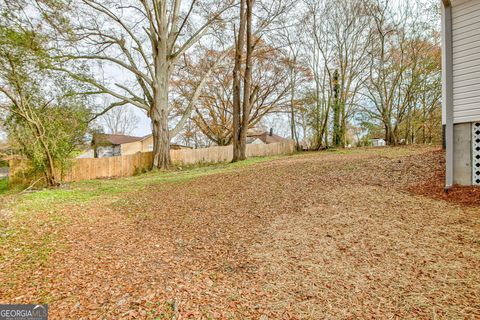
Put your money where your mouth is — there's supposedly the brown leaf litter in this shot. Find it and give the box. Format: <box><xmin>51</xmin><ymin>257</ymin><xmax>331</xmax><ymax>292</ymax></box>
<box><xmin>0</xmin><ymin>146</ymin><xmax>479</xmax><ymax>319</ymax></box>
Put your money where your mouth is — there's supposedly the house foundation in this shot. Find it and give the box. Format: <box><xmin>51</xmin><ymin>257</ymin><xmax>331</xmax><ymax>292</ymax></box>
<box><xmin>453</xmin><ymin>123</ymin><xmax>471</xmax><ymax>185</ymax></box>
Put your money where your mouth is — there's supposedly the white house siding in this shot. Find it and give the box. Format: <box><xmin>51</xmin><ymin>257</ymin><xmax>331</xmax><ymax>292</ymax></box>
<box><xmin>96</xmin><ymin>145</ymin><xmax>121</xmax><ymax>158</ymax></box>
<box><xmin>452</xmin><ymin>0</ymin><xmax>480</xmax><ymax>124</ymax></box>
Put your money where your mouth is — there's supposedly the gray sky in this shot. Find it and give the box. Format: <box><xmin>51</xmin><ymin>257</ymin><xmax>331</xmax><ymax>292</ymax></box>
<box><xmin>130</xmin><ymin>107</ymin><xmax>151</xmax><ymax>136</ymax></box>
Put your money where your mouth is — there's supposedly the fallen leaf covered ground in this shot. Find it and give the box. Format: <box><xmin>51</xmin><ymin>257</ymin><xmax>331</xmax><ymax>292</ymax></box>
<box><xmin>0</xmin><ymin>146</ymin><xmax>479</xmax><ymax>319</ymax></box>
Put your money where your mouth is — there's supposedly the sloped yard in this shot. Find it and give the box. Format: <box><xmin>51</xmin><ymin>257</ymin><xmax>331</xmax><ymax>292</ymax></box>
<box><xmin>0</xmin><ymin>146</ymin><xmax>479</xmax><ymax>319</ymax></box>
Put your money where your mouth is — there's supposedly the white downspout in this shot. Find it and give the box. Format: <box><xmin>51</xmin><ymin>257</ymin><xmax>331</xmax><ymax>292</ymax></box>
<box><xmin>442</xmin><ymin>0</ymin><xmax>454</xmax><ymax>189</ymax></box>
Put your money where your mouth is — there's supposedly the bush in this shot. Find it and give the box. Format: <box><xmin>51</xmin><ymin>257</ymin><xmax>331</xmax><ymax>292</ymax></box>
<box><xmin>6</xmin><ymin>103</ymin><xmax>90</xmax><ymax>185</ymax></box>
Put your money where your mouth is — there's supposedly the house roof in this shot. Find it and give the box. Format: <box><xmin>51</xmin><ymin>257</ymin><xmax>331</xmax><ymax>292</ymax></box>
<box><xmin>138</xmin><ymin>134</ymin><xmax>153</xmax><ymax>142</ymax></box>
<box><xmin>247</xmin><ymin>131</ymin><xmax>287</xmax><ymax>144</ymax></box>
<box><xmin>93</xmin><ymin>133</ymin><xmax>143</xmax><ymax>146</ymax></box>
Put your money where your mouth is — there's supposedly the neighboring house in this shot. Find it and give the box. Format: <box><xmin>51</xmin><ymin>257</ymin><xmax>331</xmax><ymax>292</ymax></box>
<box><xmin>121</xmin><ymin>134</ymin><xmax>155</xmax><ymax>155</ymax></box>
<box><xmin>441</xmin><ymin>0</ymin><xmax>480</xmax><ymax>186</ymax></box>
<box><xmin>247</xmin><ymin>129</ymin><xmax>288</xmax><ymax>145</ymax></box>
<box><xmin>370</xmin><ymin>138</ymin><xmax>386</xmax><ymax>147</ymax></box>
<box><xmin>0</xmin><ymin>167</ymin><xmax>8</xmax><ymax>179</ymax></box>
<box><xmin>92</xmin><ymin>134</ymin><xmax>144</xmax><ymax>158</ymax></box>
<box><xmin>91</xmin><ymin>133</ymin><xmax>191</xmax><ymax>158</ymax></box>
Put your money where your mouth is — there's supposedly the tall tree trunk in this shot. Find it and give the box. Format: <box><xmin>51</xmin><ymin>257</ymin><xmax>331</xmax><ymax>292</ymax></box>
<box><xmin>385</xmin><ymin>121</ymin><xmax>397</xmax><ymax>146</ymax></box>
<box><xmin>42</xmin><ymin>150</ymin><xmax>57</xmax><ymax>186</ymax></box>
<box><xmin>332</xmin><ymin>70</ymin><xmax>341</xmax><ymax>147</ymax></box>
<box><xmin>422</xmin><ymin>109</ymin><xmax>427</xmax><ymax>143</ymax></box>
<box><xmin>151</xmin><ymin>61</ymin><xmax>171</xmax><ymax>169</ymax></box>
<box><xmin>238</xmin><ymin>0</ymin><xmax>254</xmax><ymax>160</ymax></box>
<box><xmin>151</xmin><ymin>38</ymin><xmax>171</xmax><ymax>169</ymax></box>
<box><xmin>290</xmin><ymin>74</ymin><xmax>299</xmax><ymax>149</ymax></box>
<box><xmin>290</xmin><ymin>103</ymin><xmax>299</xmax><ymax>149</ymax></box>
<box><xmin>33</xmin><ymin>122</ymin><xmax>57</xmax><ymax>186</ymax></box>
<box><xmin>232</xmin><ymin>0</ymin><xmax>247</xmax><ymax>162</ymax></box>
<box><xmin>314</xmin><ymin>81</ymin><xmax>322</xmax><ymax>148</ymax></box>
<box><xmin>151</xmin><ymin>108</ymin><xmax>170</xmax><ymax>169</ymax></box>
<box><xmin>385</xmin><ymin>123</ymin><xmax>390</xmax><ymax>145</ymax></box>
<box><xmin>43</xmin><ymin>150</ymin><xmax>57</xmax><ymax>186</ymax></box>
<box><xmin>323</xmin><ymin>99</ymin><xmax>330</xmax><ymax>148</ymax></box>
<box><xmin>341</xmin><ymin>104</ymin><xmax>347</xmax><ymax>147</ymax></box>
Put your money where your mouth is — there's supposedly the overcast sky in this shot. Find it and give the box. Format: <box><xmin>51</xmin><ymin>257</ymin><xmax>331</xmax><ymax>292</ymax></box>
<box><xmin>130</xmin><ymin>107</ymin><xmax>151</xmax><ymax>136</ymax></box>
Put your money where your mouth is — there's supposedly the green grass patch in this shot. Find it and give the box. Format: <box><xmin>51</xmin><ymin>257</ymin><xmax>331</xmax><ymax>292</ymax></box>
<box><xmin>0</xmin><ymin>178</ymin><xmax>7</xmax><ymax>194</ymax></box>
<box><xmin>2</xmin><ymin>155</ymin><xmax>282</xmax><ymax>215</ymax></box>
<box><xmin>68</xmin><ymin>155</ymin><xmax>280</xmax><ymax>198</ymax></box>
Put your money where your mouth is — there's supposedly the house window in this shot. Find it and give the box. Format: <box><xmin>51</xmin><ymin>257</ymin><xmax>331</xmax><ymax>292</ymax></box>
<box><xmin>147</xmin><ymin>144</ymin><xmax>153</xmax><ymax>151</ymax></box>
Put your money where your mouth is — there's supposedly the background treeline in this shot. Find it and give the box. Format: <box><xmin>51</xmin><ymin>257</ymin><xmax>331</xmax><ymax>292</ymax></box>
<box><xmin>0</xmin><ymin>0</ymin><xmax>441</xmax><ymax>185</ymax></box>
<box><xmin>173</xmin><ymin>0</ymin><xmax>442</xmax><ymax>150</ymax></box>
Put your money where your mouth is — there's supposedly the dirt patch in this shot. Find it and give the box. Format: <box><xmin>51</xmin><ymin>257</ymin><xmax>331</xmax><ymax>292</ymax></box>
<box><xmin>408</xmin><ymin>150</ymin><xmax>480</xmax><ymax>206</ymax></box>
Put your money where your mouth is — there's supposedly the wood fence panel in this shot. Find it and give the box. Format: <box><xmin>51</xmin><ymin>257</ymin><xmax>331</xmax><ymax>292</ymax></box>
<box><xmin>8</xmin><ymin>140</ymin><xmax>294</xmax><ymax>186</ymax></box>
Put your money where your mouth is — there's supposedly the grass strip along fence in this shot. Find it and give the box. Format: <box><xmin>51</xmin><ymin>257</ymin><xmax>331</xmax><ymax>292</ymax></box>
<box><xmin>8</xmin><ymin>140</ymin><xmax>295</xmax><ymax>187</ymax></box>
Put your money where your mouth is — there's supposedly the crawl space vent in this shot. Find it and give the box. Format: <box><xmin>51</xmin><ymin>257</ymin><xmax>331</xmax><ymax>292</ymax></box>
<box><xmin>473</xmin><ymin>122</ymin><xmax>480</xmax><ymax>186</ymax></box>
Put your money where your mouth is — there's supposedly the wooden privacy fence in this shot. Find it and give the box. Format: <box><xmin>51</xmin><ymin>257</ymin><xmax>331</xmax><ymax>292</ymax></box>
<box><xmin>9</xmin><ymin>140</ymin><xmax>295</xmax><ymax>186</ymax></box>
<box><xmin>170</xmin><ymin>140</ymin><xmax>295</xmax><ymax>165</ymax></box>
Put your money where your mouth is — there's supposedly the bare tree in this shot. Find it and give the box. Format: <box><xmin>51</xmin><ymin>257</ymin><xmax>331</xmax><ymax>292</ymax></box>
<box><xmin>362</xmin><ymin>0</ymin><xmax>437</xmax><ymax>145</ymax></box>
<box><xmin>231</xmin><ymin>0</ymin><xmax>252</xmax><ymax>161</ymax></box>
<box><xmin>0</xmin><ymin>0</ymin><xmax>90</xmax><ymax>186</ymax></box>
<box><xmin>231</xmin><ymin>0</ymin><xmax>292</xmax><ymax>161</ymax></box>
<box><xmin>399</xmin><ymin>35</ymin><xmax>441</xmax><ymax>144</ymax></box>
<box><xmin>174</xmin><ymin>44</ymin><xmax>290</xmax><ymax>146</ymax></box>
<box><xmin>174</xmin><ymin>118</ymin><xmax>212</xmax><ymax>148</ymax></box>
<box><xmin>275</xmin><ymin>13</ymin><xmax>312</xmax><ymax>150</ymax></box>
<box><xmin>100</xmin><ymin>105</ymin><xmax>140</xmax><ymax>135</ymax></box>
<box><xmin>303</xmin><ymin>0</ymin><xmax>372</xmax><ymax>148</ymax></box>
<box><xmin>54</xmin><ymin>0</ymin><xmax>235</xmax><ymax>168</ymax></box>
<box><xmin>302</xmin><ymin>0</ymin><xmax>334</xmax><ymax>148</ymax></box>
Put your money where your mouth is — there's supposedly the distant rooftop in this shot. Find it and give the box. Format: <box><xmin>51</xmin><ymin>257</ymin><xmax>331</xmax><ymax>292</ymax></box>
<box><xmin>247</xmin><ymin>130</ymin><xmax>287</xmax><ymax>144</ymax></box>
<box><xmin>92</xmin><ymin>133</ymin><xmax>143</xmax><ymax>145</ymax></box>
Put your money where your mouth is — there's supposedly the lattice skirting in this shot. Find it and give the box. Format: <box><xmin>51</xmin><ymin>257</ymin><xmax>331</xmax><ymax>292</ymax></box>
<box><xmin>473</xmin><ymin>122</ymin><xmax>480</xmax><ymax>185</ymax></box>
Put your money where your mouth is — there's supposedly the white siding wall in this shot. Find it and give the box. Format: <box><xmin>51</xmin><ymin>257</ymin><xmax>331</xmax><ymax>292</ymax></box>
<box><xmin>452</xmin><ymin>0</ymin><xmax>480</xmax><ymax>123</ymax></box>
